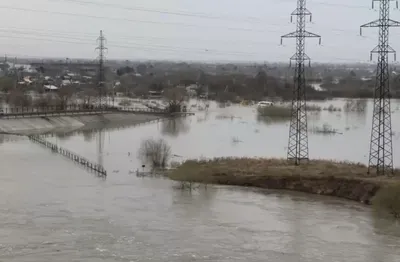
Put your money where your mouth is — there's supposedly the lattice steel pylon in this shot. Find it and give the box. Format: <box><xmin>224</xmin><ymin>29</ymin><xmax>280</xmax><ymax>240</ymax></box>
<box><xmin>281</xmin><ymin>0</ymin><xmax>321</xmax><ymax>165</ymax></box>
<box><xmin>96</xmin><ymin>30</ymin><xmax>108</xmax><ymax>108</ymax></box>
<box><xmin>360</xmin><ymin>0</ymin><xmax>399</xmax><ymax>175</ymax></box>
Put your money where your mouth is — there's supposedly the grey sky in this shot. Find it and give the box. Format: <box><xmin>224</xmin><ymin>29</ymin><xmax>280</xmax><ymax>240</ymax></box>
<box><xmin>0</xmin><ymin>0</ymin><xmax>392</xmax><ymax>63</ymax></box>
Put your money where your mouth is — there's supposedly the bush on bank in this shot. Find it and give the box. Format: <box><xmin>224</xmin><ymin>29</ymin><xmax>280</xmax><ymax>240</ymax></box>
<box><xmin>372</xmin><ymin>184</ymin><xmax>400</xmax><ymax>218</ymax></box>
<box><xmin>169</xmin><ymin>157</ymin><xmax>400</xmax><ymax>218</ymax></box>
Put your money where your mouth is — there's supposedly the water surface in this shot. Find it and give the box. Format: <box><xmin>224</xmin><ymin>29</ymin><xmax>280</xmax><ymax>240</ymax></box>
<box><xmin>1</xmin><ymin>98</ymin><xmax>400</xmax><ymax>261</ymax></box>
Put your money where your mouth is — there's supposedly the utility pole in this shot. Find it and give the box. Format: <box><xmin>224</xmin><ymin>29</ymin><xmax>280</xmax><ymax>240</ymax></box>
<box><xmin>96</xmin><ymin>30</ymin><xmax>107</xmax><ymax>108</ymax></box>
<box><xmin>281</xmin><ymin>0</ymin><xmax>321</xmax><ymax>165</ymax></box>
<box><xmin>13</xmin><ymin>57</ymin><xmax>18</xmax><ymax>89</ymax></box>
<box><xmin>360</xmin><ymin>0</ymin><xmax>400</xmax><ymax>175</ymax></box>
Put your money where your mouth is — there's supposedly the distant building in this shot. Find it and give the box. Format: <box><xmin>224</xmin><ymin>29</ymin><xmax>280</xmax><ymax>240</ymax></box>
<box><xmin>44</xmin><ymin>85</ymin><xmax>59</xmax><ymax>92</ymax></box>
<box><xmin>148</xmin><ymin>91</ymin><xmax>162</xmax><ymax>99</ymax></box>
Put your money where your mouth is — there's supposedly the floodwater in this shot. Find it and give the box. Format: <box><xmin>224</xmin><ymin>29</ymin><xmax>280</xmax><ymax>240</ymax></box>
<box><xmin>1</xmin><ymin>98</ymin><xmax>400</xmax><ymax>261</ymax></box>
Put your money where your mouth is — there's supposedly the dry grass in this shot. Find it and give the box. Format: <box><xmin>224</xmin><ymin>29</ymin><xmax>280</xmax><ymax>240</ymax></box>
<box><xmin>170</xmin><ymin>157</ymin><xmax>400</xmax><ymax>182</ymax></box>
<box><xmin>118</xmin><ymin>99</ymin><xmax>132</xmax><ymax>106</ymax></box>
<box><xmin>169</xmin><ymin>158</ymin><xmax>400</xmax><ymax>218</ymax></box>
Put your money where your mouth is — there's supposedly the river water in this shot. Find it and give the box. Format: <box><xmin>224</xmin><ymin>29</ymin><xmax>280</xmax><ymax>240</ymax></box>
<box><xmin>1</xmin><ymin>98</ymin><xmax>400</xmax><ymax>261</ymax></box>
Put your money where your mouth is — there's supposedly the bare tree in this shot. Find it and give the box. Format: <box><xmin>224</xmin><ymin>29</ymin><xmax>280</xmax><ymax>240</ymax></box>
<box><xmin>79</xmin><ymin>87</ymin><xmax>98</xmax><ymax>108</ymax></box>
<box><xmin>57</xmin><ymin>86</ymin><xmax>75</xmax><ymax>109</ymax></box>
<box><xmin>0</xmin><ymin>77</ymin><xmax>14</xmax><ymax>93</ymax></box>
<box><xmin>137</xmin><ymin>138</ymin><xmax>171</xmax><ymax>168</ymax></box>
<box><xmin>34</xmin><ymin>93</ymin><xmax>57</xmax><ymax>107</ymax></box>
<box><xmin>163</xmin><ymin>87</ymin><xmax>187</xmax><ymax>113</ymax></box>
<box><xmin>6</xmin><ymin>89</ymin><xmax>32</xmax><ymax>107</ymax></box>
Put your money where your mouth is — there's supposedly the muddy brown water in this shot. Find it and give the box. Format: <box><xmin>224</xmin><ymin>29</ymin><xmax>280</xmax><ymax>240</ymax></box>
<box><xmin>1</xmin><ymin>99</ymin><xmax>400</xmax><ymax>261</ymax></box>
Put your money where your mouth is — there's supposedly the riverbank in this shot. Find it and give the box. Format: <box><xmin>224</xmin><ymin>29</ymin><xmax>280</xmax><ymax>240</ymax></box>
<box><xmin>169</xmin><ymin>158</ymin><xmax>400</xmax><ymax>217</ymax></box>
<box><xmin>0</xmin><ymin>113</ymin><xmax>162</xmax><ymax>135</ymax></box>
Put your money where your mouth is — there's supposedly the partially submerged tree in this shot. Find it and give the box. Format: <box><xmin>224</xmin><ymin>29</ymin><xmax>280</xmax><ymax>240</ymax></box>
<box><xmin>137</xmin><ymin>138</ymin><xmax>171</xmax><ymax>168</ymax></box>
<box><xmin>163</xmin><ymin>87</ymin><xmax>187</xmax><ymax>113</ymax></box>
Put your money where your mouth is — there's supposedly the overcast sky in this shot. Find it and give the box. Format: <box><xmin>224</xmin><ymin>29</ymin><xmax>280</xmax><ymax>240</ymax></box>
<box><xmin>0</xmin><ymin>0</ymin><xmax>394</xmax><ymax>63</ymax></box>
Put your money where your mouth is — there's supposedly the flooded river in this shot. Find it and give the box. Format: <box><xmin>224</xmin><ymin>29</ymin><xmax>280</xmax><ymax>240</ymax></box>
<box><xmin>2</xmin><ymin>98</ymin><xmax>400</xmax><ymax>261</ymax></box>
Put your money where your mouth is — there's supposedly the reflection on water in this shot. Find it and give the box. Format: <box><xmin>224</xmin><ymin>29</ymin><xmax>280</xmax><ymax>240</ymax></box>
<box><xmin>0</xmin><ymin>134</ymin><xmax>26</xmax><ymax>144</ymax></box>
<box><xmin>256</xmin><ymin>114</ymin><xmax>289</xmax><ymax>125</ymax></box>
<box><xmin>161</xmin><ymin>117</ymin><xmax>191</xmax><ymax>137</ymax></box>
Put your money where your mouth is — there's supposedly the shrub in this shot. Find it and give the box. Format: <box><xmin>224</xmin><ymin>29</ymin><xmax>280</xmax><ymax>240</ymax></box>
<box><xmin>323</xmin><ymin>104</ymin><xmax>342</xmax><ymax>112</ymax></box>
<box><xmin>343</xmin><ymin>99</ymin><xmax>367</xmax><ymax>112</ymax></box>
<box><xmin>137</xmin><ymin>138</ymin><xmax>171</xmax><ymax>168</ymax></box>
<box><xmin>305</xmin><ymin>104</ymin><xmax>322</xmax><ymax>111</ymax></box>
<box><xmin>118</xmin><ymin>99</ymin><xmax>132</xmax><ymax>106</ymax></box>
<box><xmin>372</xmin><ymin>184</ymin><xmax>400</xmax><ymax>218</ymax></box>
<box><xmin>309</xmin><ymin>123</ymin><xmax>340</xmax><ymax>135</ymax></box>
<box><xmin>257</xmin><ymin>105</ymin><xmax>291</xmax><ymax>118</ymax></box>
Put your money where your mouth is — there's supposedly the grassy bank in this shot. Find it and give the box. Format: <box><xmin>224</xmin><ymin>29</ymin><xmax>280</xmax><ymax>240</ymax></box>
<box><xmin>169</xmin><ymin>158</ymin><xmax>400</xmax><ymax>218</ymax></box>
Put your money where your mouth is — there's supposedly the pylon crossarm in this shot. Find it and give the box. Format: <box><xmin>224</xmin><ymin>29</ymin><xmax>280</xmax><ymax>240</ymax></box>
<box><xmin>371</xmin><ymin>45</ymin><xmax>396</xmax><ymax>54</ymax></box>
<box><xmin>372</xmin><ymin>0</ymin><xmax>399</xmax><ymax>10</ymax></box>
<box><xmin>303</xmin><ymin>31</ymin><xmax>320</xmax><ymax>38</ymax></box>
<box><xmin>289</xmin><ymin>53</ymin><xmax>310</xmax><ymax>61</ymax></box>
<box><xmin>361</xmin><ymin>19</ymin><xmax>380</xmax><ymax>30</ymax></box>
<box><xmin>291</xmin><ymin>8</ymin><xmax>312</xmax><ymax>16</ymax></box>
<box><xmin>281</xmin><ymin>31</ymin><xmax>298</xmax><ymax>39</ymax></box>
<box><xmin>388</xmin><ymin>19</ymin><xmax>400</xmax><ymax>27</ymax></box>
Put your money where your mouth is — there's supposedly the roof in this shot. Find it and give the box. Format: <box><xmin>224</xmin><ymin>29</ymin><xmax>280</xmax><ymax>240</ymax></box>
<box><xmin>44</xmin><ymin>85</ymin><xmax>59</xmax><ymax>90</ymax></box>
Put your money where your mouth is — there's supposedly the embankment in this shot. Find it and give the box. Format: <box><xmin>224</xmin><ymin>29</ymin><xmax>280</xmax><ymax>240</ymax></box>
<box><xmin>0</xmin><ymin>113</ymin><xmax>162</xmax><ymax>135</ymax></box>
<box><xmin>169</xmin><ymin>158</ymin><xmax>400</xmax><ymax>217</ymax></box>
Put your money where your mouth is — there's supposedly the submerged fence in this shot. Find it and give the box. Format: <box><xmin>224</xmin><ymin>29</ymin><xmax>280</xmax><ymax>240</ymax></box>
<box><xmin>28</xmin><ymin>135</ymin><xmax>107</xmax><ymax>177</ymax></box>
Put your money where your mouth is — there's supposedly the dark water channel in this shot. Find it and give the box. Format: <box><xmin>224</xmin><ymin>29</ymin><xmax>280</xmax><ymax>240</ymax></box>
<box><xmin>1</xmin><ymin>99</ymin><xmax>400</xmax><ymax>261</ymax></box>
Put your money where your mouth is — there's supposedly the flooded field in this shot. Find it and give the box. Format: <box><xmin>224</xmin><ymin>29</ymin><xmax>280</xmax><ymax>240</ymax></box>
<box><xmin>1</xmin><ymin>98</ymin><xmax>400</xmax><ymax>261</ymax></box>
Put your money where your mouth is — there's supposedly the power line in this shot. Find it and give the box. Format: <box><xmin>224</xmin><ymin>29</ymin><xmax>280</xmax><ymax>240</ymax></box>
<box><xmin>0</xmin><ymin>23</ymin><xmax>378</xmax><ymax>45</ymax></box>
<box><xmin>0</xmin><ymin>5</ymin><xmax>275</xmax><ymax>34</ymax></box>
<box><xmin>0</xmin><ymin>27</ymin><xmax>376</xmax><ymax>53</ymax></box>
<box><xmin>0</xmin><ymin>32</ymin><xmax>371</xmax><ymax>63</ymax></box>
<box><xmin>309</xmin><ymin>0</ymin><xmax>370</xmax><ymax>9</ymax></box>
<box><xmin>0</xmin><ymin>34</ymin><xmax>267</xmax><ymax>57</ymax></box>
<box><xmin>0</xmin><ymin>5</ymin><xmax>379</xmax><ymax>39</ymax></box>
<box><xmin>51</xmin><ymin>0</ymin><xmax>371</xmax><ymax>20</ymax></box>
<box><xmin>48</xmin><ymin>0</ymin><xmax>265</xmax><ymax>23</ymax></box>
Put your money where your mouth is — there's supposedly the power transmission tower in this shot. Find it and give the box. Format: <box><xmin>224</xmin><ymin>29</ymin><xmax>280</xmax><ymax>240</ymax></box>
<box><xmin>281</xmin><ymin>0</ymin><xmax>321</xmax><ymax>165</ymax></box>
<box><xmin>360</xmin><ymin>0</ymin><xmax>399</xmax><ymax>176</ymax></box>
<box><xmin>96</xmin><ymin>30</ymin><xmax>108</xmax><ymax>108</ymax></box>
